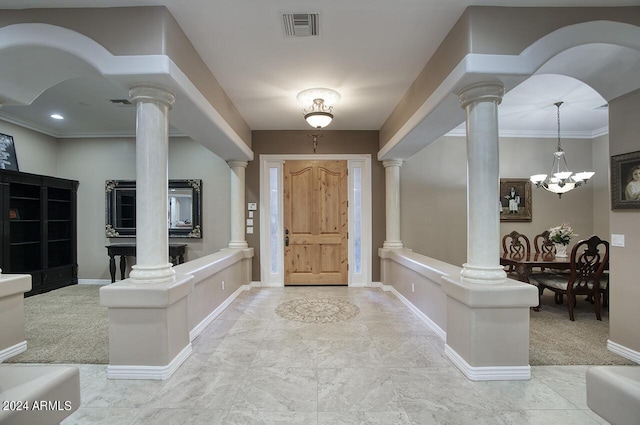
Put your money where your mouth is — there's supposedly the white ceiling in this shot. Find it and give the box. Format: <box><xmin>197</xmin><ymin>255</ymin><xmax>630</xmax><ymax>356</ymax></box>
<box><xmin>0</xmin><ymin>0</ymin><xmax>638</xmax><ymax>139</ymax></box>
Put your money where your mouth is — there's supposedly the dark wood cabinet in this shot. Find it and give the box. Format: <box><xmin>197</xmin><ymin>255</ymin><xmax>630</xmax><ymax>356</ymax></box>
<box><xmin>1</xmin><ymin>170</ymin><xmax>78</xmax><ymax>297</ymax></box>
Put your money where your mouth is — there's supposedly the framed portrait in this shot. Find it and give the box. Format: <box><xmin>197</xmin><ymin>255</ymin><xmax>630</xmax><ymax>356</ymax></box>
<box><xmin>611</xmin><ymin>150</ymin><xmax>640</xmax><ymax>210</ymax></box>
<box><xmin>0</xmin><ymin>133</ymin><xmax>19</xmax><ymax>171</ymax></box>
<box><xmin>500</xmin><ymin>178</ymin><xmax>532</xmax><ymax>222</ymax></box>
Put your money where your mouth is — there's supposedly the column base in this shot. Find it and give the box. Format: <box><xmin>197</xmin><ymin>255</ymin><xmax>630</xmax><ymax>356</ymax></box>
<box><xmin>130</xmin><ymin>263</ymin><xmax>175</xmax><ymax>283</ymax></box>
<box><xmin>228</xmin><ymin>241</ymin><xmax>249</xmax><ymax>249</ymax></box>
<box><xmin>460</xmin><ymin>263</ymin><xmax>506</xmax><ymax>284</ymax></box>
<box><xmin>383</xmin><ymin>241</ymin><xmax>404</xmax><ymax>249</ymax></box>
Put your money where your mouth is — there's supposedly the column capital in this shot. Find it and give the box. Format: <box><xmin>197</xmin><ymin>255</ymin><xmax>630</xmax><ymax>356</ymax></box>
<box><xmin>382</xmin><ymin>159</ymin><xmax>403</xmax><ymax>168</ymax></box>
<box><xmin>228</xmin><ymin>160</ymin><xmax>249</xmax><ymax>169</ymax></box>
<box><xmin>458</xmin><ymin>82</ymin><xmax>504</xmax><ymax>109</ymax></box>
<box><xmin>129</xmin><ymin>85</ymin><xmax>176</xmax><ymax>109</ymax></box>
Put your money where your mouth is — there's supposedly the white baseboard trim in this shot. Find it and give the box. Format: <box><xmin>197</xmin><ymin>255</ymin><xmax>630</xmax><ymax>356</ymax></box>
<box><xmin>0</xmin><ymin>341</ymin><xmax>27</xmax><ymax>363</ymax></box>
<box><xmin>350</xmin><ymin>281</ymin><xmax>382</xmax><ymax>288</ymax></box>
<box><xmin>106</xmin><ymin>344</ymin><xmax>192</xmax><ymax>380</ymax></box>
<box><xmin>78</xmin><ymin>279</ymin><xmax>110</xmax><ymax>286</ymax></box>
<box><xmin>249</xmin><ymin>281</ymin><xmax>263</xmax><ymax>288</ymax></box>
<box><xmin>445</xmin><ymin>344</ymin><xmax>531</xmax><ymax>381</ymax></box>
<box><xmin>608</xmin><ymin>340</ymin><xmax>640</xmax><ymax>364</ymax></box>
<box><xmin>189</xmin><ymin>285</ymin><xmax>248</xmax><ymax>342</ymax></box>
<box><xmin>257</xmin><ymin>281</ymin><xmax>285</xmax><ymax>287</ymax></box>
<box><xmin>383</xmin><ymin>284</ymin><xmax>446</xmax><ymax>342</ymax></box>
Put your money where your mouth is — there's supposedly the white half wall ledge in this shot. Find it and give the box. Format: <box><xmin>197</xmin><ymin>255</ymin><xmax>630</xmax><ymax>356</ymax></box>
<box><xmin>441</xmin><ymin>275</ymin><xmax>538</xmax><ymax>308</ymax></box>
<box><xmin>99</xmin><ymin>274</ymin><xmax>195</xmax><ymax>308</ymax></box>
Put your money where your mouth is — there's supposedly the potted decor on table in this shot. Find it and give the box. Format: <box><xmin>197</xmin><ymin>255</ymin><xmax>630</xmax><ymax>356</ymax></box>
<box><xmin>548</xmin><ymin>222</ymin><xmax>577</xmax><ymax>257</ymax></box>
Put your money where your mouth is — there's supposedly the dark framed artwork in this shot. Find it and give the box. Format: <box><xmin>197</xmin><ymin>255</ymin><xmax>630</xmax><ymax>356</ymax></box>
<box><xmin>611</xmin><ymin>150</ymin><xmax>640</xmax><ymax>210</ymax></box>
<box><xmin>500</xmin><ymin>178</ymin><xmax>532</xmax><ymax>222</ymax></box>
<box><xmin>0</xmin><ymin>133</ymin><xmax>19</xmax><ymax>171</ymax></box>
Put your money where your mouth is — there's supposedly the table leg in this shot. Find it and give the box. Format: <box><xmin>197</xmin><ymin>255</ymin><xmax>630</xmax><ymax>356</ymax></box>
<box><xmin>109</xmin><ymin>255</ymin><xmax>116</xmax><ymax>283</ymax></box>
<box><xmin>179</xmin><ymin>254</ymin><xmax>184</xmax><ymax>264</ymax></box>
<box><xmin>119</xmin><ymin>255</ymin><xmax>126</xmax><ymax>281</ymax></box>
<box><xmin>170</xmin><ymin>255</ymin><xmax>177</xmax><ymax>266</ymax></box>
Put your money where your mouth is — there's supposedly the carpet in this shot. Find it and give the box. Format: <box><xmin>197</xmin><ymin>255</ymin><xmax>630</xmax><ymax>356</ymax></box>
<box><xmin>6</xmin><ymin>284</ymin><xmax>109</xmax><ymax>364</ymax></box>
<box><xmin>529</xmin><ymin>291</ymin><xmax>635</xmax><ymax>366</ymax></box>
<box><xmin>276</xmin><ymin>298</ymin><xmax>360</xmax><ymax>323</ymax></box>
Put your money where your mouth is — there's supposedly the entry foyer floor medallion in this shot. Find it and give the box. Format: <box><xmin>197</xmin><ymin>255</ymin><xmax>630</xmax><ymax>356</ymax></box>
<box><xmin>275</xmin><ymin>297</ymin><xmax>360</xmax><ymax>323</ymax></box>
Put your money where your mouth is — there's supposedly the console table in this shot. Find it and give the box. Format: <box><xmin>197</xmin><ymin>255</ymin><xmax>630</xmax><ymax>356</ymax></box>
<box><xmin>105</xmin><ymin>244</ymin><xmax>187</xmax><ymax>283</ymax></box>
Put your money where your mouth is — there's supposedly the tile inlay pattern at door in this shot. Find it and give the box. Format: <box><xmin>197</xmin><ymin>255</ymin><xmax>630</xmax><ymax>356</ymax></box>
<box><xmin>276</xmin><ymin>298</ymin><xmax>360</xmax><ymax>323</ymax></box>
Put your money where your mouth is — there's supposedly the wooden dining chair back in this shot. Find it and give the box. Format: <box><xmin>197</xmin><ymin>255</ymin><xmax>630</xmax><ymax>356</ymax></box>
<box><xmin>502</xmin><ymin>231</ymin><xmax>531</xmax><ymax>257</ymax></box>
<box><xmin>534</xmin><ymin>230</ymin><xmax>555</xmax><ymax>255</ymax></box>
<box><xmin>536</xmin><ymin>235</ymin><xmax>609</xmax><ymax>321</ymax></box>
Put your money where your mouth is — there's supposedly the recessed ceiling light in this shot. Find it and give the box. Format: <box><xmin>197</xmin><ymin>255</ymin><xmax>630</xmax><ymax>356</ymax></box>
<box><xmin>50</xmin><ymin>114</ymin><xmax>64</xmax><ymax>120</ymax></box>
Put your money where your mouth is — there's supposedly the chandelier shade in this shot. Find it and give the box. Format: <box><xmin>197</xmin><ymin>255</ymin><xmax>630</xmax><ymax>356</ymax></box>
<box><xmin>529</xmin><ymin>102</ymin><xmax>594</xmax><ymax>198</ymax></box>
<box><xmin>297</xmin><ymin>88</ymin><xmax>340</xmax><ymax>129</ymax></box>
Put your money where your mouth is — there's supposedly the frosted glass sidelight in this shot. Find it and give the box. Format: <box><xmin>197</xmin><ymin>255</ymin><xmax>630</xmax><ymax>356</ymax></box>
<box><xmin>270</xmin><ymin>167</ymin><xmax>279</xmax><ymax>274</ymax></box>
<box><xmin>353</xmin><ymin>167</ymin><xmax>362</xmax><ymax>274</ymax></box>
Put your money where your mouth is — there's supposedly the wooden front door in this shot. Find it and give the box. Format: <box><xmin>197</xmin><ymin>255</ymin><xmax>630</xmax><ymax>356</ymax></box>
<box><xmin>284</xmin><ymin>160</ymin><xmax>348</xmax><ymax>285</ymax></box>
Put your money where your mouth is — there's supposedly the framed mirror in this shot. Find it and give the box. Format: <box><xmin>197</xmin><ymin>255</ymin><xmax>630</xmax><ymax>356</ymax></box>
<box><xmin>106</xmin><ymin>179</ymin><xmax>202</xmax><ymax>238</ymax></box>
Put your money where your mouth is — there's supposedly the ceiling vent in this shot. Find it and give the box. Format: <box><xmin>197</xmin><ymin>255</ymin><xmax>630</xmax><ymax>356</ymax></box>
<box><xmin>283</xmin><ymin>13</ymin><xmax>319</xmax><ymax>37</ymax></box>
<box><xmin>110</xmin><ymin>99</ymin><xmax>132</xmax><ymax>106</ymax></box>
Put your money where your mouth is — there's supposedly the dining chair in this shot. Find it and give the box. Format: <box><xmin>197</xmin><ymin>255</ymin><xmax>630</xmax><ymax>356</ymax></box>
<box><xmin>534</xmin><ymin>230</ymin><xmax>555</xmax><ymax>255</ymax></box>
<box><xmin>502</xmin><ymin>230</ymin><xmax>531</xmax><ymax>257</ymax></box>
<box><xmin>535</xmin><ymin>235</ymin><xmax>609</xmax><ymax>321</ymax></box>
<box><xmin>502</xmin><ymin>231</ymin><xmax>531</xmax><ymax>276</ymax></box>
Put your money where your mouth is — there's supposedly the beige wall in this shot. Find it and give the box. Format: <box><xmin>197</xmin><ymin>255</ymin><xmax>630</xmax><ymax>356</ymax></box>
<box><xmin>592</xmin><ymin>133</ymin><xmax>610</xmax><ymax>239</ymax></box>
<box><xmin>247</xmin><ymin>130</ymin><xmax>385</xmax><ymax>282</ymax></box>
<box><xmin>0</xmin><ymin>120</ymin><xmax>58</xmax><ymax>176</ymax></box>
<box><xmin>0</xmin><ymin>122</ymin><xmax>232</xmax><ymax>281</ymax></box>
<box><xmin>401</xmin><ymin>134</ymin><xmax>599</xmax><ymax>267</ymax></box>
<box><xmin>608</xmin><ymin>89</ymin><xmax>640</xmax><ymax>354</ymax></box>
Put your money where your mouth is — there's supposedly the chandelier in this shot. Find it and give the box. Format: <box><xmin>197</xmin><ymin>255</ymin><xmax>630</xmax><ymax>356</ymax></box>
<box><xmin>529</xmin><ymin>101</ymin><xmax>594</xmax><ymax>198</ymax></box>
<box><xmin>297</xmin><ymin>88</ymin><xmax>340</xmax><ymax>129</ymax></box>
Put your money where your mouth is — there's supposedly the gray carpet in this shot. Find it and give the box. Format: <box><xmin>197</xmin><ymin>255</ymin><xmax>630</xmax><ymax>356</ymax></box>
<box><xmin>6</xmin><ymin>284</ymin><xmax>634</xmax><ymax>367</ymax></box>
<box><xmin>530</xmin><ymin>291</ymin><xmax>635</xmax><ymax>366</ymax></box>
<box><xmin>6</xmin><ymin>284</ymin><xmax>109</xmax><ymax>364</ymax></box>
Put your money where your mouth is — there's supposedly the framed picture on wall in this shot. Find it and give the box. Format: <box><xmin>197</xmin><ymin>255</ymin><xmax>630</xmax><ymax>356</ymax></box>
<box><xmin>0</xmin><ymin>133</ymin><xmax>19</xmax><ymax>171</ymax></box>
<box><xmin>500</xmin><ymin>178</ymin><xmax>532</xmax><ymax>222</ymax></box>
<box><xmin>611</xmin><ymin>150</ymin><xmax>640</xmax><ymax>210</ymax></box>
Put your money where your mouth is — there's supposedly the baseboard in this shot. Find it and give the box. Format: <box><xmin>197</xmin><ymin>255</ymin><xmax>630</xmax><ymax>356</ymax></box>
<box><xmin>189</xmin><ymin>285</ymin><xmax>248</xmax><ymax>342</ymax></box>
<box><xmin>106</xmin><ymin>344</ymin><xmax>192</xmax><ymax>380</ymax></box>
<box><xmin>445</xmin><ymin>344</ymin><xmax>531</xmax><ymax>381</ymax></box>
<box><xmin>249</xmin><ymin>281</ymin><xmax>263</xmax><ymax>288</ymax></box>
<box><xmin>0</xmin><ymin>341</ymin><xmax>27</xmax><ymax>363</ymax></box>
<box><xmin>78</xmin><ymin>279</ymin><xmax>110</xmax><ymax>286</ymax></box>
<box><xmin>350</xmin><ymin>281</ymin><xmax>382</xmax><ymax>288</ymax></box>
<box><xmin>608</xmin><ymin>340</ymin><xmax>640</xmax><ymax>364</ymax></box>
<box><xmin>384</xmin><ymin>284</ymin><xmax>446</xmax><ymax>342</ymax></box>
<box><xmin>256</xmin><ymin>281</ymin><xmax>285</xmax><ymax>287</ymax></box>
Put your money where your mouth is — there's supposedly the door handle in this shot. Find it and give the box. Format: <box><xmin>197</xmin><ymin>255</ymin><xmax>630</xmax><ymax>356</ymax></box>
<box><xmin>285</xmin><ymin>236</ymin><xmax>289</xmax><ymax>247</ymax></box>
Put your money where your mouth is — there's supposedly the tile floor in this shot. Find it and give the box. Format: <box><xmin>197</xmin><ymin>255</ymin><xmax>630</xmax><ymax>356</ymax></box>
<box><xmin>60</xmin><ymin>286</ymin><xmax>609</xmax><ymax>424</ymax></box>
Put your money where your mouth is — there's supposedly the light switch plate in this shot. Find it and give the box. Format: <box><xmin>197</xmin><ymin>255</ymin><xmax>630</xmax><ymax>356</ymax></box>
<box><xmin>611</xmin><ymin>234</ymin><xmax>625</xmax><ymax>247</ymax></box>
<box><xmin>248</xmin><ymin>202</ymin><xmax>257</xmax><ymax>211</ymax></box>
<box><xmin>247</xmin><ymin>226</ymin><xmax>254</xmax><ymax>234</ymax></box>
<box><xmin>246</xmin><ymin>218</ymin><xmax>253</xmax><ymax>226</ymax></box>
<box><xmin>248</xmin><ymin>211</ymin><xmax>254</xmax><ymax>218</ymax></box>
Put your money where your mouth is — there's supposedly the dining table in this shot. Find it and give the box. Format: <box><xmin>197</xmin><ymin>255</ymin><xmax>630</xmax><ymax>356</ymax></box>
<box><xmin>500</xmin><ymin>251</ymin><xmax>572</xmax><ymax>284</ymax></box>
<box><xmin>500</xmin><ymin>251</ymin><xmax>573</xmax><ymax>311</ymax></box>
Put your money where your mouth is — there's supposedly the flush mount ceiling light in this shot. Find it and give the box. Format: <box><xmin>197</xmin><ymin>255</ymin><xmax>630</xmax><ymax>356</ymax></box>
<box><xmin>297</xmin><ymin>88</ymin><xmax>340</xmax><ymax>129</ymax></box>
<box><xmin>530</xmin><ymin>102</ymin><xmax>594</xmax><ymax>198</ymax></box>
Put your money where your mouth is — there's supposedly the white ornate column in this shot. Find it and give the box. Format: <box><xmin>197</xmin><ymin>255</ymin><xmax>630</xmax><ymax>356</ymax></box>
<box><xmin>458</xmin><ymin>82</ymin><xmax>506</xmax><ymax>284</ymax></box>
<box><xmin>128</xmin><ymin>85</ymin><xmax>176</xmax><ymax>283</ymax></box>
<box><xmin>228</xmin><ymin>160</ymin><xmax>248</xmax><ymax>249</ymax></box>
<box><xmin>383</xmin><ymin>159</ymin><xmax>403</xmax><ymax>249</ymax></box>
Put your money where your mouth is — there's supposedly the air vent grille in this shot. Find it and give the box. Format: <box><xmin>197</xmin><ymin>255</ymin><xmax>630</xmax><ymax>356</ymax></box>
<box><xmin>283</xmin><ymin>13</ymin><xmax>319</xmax><ymax>37</ymax></box>
<box><xmin>110</xmin><ymin>99</ymin><xmax>132</xmax><ymax>106</ymax></box>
